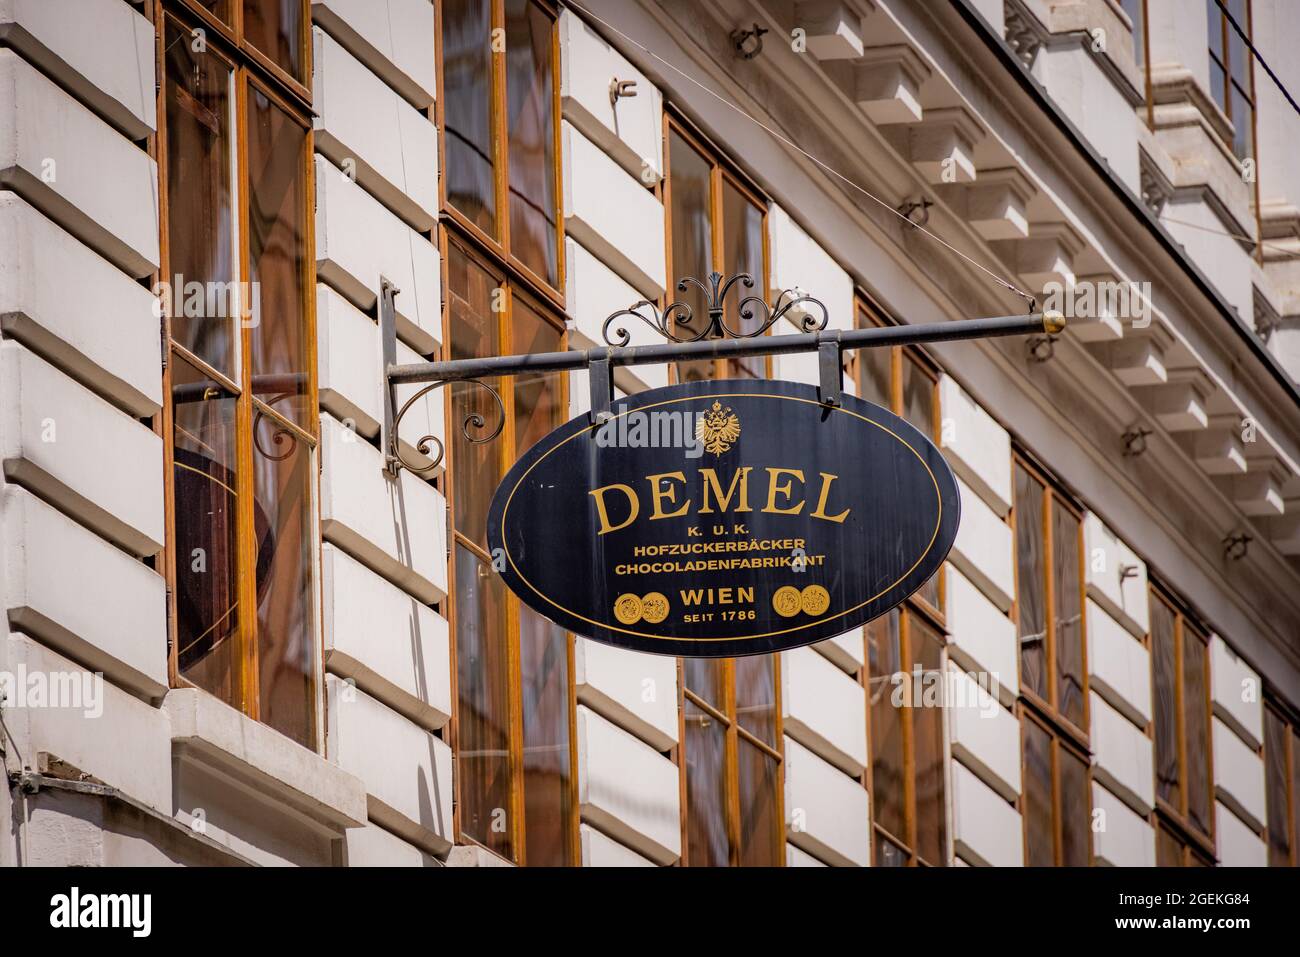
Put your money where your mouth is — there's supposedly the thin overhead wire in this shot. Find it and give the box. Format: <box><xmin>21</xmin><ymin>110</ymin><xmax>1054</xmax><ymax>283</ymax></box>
<box><xmin>565</xmin><ymin>0</ymin><xmax>1039</xmax><ymax>309</ymax></box>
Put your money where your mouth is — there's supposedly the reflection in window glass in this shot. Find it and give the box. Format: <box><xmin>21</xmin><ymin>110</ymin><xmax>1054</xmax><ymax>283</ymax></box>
<box><xmin>519</xmin><ymin>604</ymin><xmax>572</xmax><ymax>866</ymax></box>
<box><xmin>1052</xmin><ymin>502</ymin><xmax>1084</xmax><ymax>729</ymax></box>
<box><xmin>1151</xmin><ymin>596</ymin><xmax>1181</xmax><ymax>809</ymax></box>
<box><xmin>252</xmin><ymin>407</ymin><xmax>315</xmax><ymax>747</ymax></box>
<box><xmin>912</xmin><ymin>619</ymin><xmax>946</xmax><ymax>865</ymax></box>
<box><xmin>444</xmin><ymin>0</ymin><xmax>497</xmax><ymax>234</ymax></box>
<box><xmin>247</xmin><ymin>88</ymin><xmax>309</xmax><ymax>426</ymax></box>
<box><xmin>1059</xmin><ymin>747</ymin><xmax>1091</xmax><ymax>866</ymax></box>
<box><xmin>684</xmin><ymin>698</ymin><xmax>730</xmax><ymax>866</ymax></box>
<box><xmin>668</xmin><ymin>129</ymin><xmax>714</xmax><ymax>383</ymax></box>
<box><xmin>243</xmin><ymin>0</ymin><xmax>304</xmax><ymax>81</ymax></box>
<box><xmin>868</xmin><ymin>610</ymin><xmax>906</xmax><ymax>844</ymax></box>
<box><xmin>721</xmin><ymin>179</ymin><xmax>764</xmax><ymax>378</ymax></box>
<box><xmin>449</xmin><ymin>246</ymin><xmax>502</xmax><ymax>547</ymax></box>
<box><xmin>165</xmin><ymin>28</ymin><xmax>237</xmax><ymax>378</ymax></box>
<box><xmin>172</xmin><ymin>356</ymin><xmax>241</xmax><ymax>708</ymax></box>
<box><xmin>455</xmin><ymin>544</ymin><xmax>513</xmax><ymax>860</ymax></box>
<box><xmin>1183</xmin><ymin>631</ymin><xmax>1211</xmax><ymax>836</ymax></box>
<box><xmin>1264</xmin><ymin>707</ymin><xmax>1292</xmax><ymax>866</ymax></box>
<box><xmin>734</xmin><ymin>654</ymin><xmax>776</xmax><ymax>748</ymax></box>
<box><xmin>1023</xmin><ymin>718</ymin><xmax>1054</xmax><ymax>867</ymax></box>
<box><xmin>1015</xmin><ymin>465</ymin><xmax>1047</xmax><ymax>700</ymax></box>
<box><xmin>505</xmin><ymin>0</ymin><xmax>557</xmax><ymax>285</ymax></box>
<box><xmin>737</xmin><ymin>741</ymin><xmax>780</xmax><ymax>866</ymax></box>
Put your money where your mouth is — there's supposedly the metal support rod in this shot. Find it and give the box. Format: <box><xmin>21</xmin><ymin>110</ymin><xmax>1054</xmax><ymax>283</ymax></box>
<box><xmin>388</xmin><ymin>312</ymin><xmax>1063</xmax><ymax>386</ymax></box>
<box><xmin>379</xmin><ymin>277</ymin><xmax>400</xmax><ymax>475</ymax></box>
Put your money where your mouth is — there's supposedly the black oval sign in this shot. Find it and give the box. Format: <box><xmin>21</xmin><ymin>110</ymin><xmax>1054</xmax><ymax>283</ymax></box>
<box><xmin>487</xmin><ymin>379</ymin><xmax>960</xmax><ymax>657</ymax></box>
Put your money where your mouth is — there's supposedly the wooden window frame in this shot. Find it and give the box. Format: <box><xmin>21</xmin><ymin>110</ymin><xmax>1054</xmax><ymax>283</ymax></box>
<box><xmin>154</xmin><ymin>0</ymin><xmax>324</xmax><ymax>749</ymax></box>
<box><xmin>676</xmin><ymin>658</ymin><xmax>786</xmax><ymax>866</ymax></box>
<box><xmin>435</xmin><ymin>0</ymin><xmax>566</xmax><ymax>311</ymax></box>
<box><xmin>1148</xmin><ymin>582</ymin><xmax>1218</xmax><ymax>864</ymax></box>
<box><xmin>850</xmin><ymin>294</ymin><xmax>946</xmax><ymax>624</ymax></box>
<box><xmin>1009</xmin><ymin>451</ymin><xmax>1092</xmax><ymax>864</ymax></box>
<box><xmin>1010</xmin><ymin>451</ymin><xmax>1090</xmax><ymax>744</ymax></box>
<box><xmin>862</xmin><ymin>603</ymin><xmax>950</xmax><ymax>866</ymax></box>
<box><xmin>440</xmin><ymin>228</ymin><xmax>579</xmax><ymax>867</ymax></box>
<box><xmin>662</xmin><ymin>110</ymin><xmax>773</xmax><ymax>381</ymax></box>
<box><xmin>1264</xmin><ymin>696</ymin><xmax>1300</xmax><ymax>867</ymax></box>
<box><xmin>1019</xmin><ymin>706</ymin><xmax>1094</xmax><ymax>866</ymax></box>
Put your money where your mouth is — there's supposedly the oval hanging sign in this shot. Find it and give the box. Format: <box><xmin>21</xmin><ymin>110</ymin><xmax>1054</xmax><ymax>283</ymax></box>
<box><xmin>487</xmin><ymin>378</ymin><xmax>960</xmax><ymax>657</ymax></box>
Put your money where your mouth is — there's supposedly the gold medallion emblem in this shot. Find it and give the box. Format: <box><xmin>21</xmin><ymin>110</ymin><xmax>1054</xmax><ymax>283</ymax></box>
<box><xmin>640</xmin><ymin>592</ymin><xmax>670</xmax><ymax>624</ymax></box>
<box><xmin>695</xmin><ymin>400</ymin><xmax>741</xmax><ymax>456</ymax></box>
<box><xmin>613</xmin><ymin>593</ymin><xmax>644</xmax><ymax>625</ymax></box>
<box><xmin>772</xmin><ymin>586</ymin><xmax>802</xmax><ymax>618</ymax></box>
<box><xmin>800</xmin><ymin>585</ymin><xmax>831</xmax><ymax>616</ymax></box>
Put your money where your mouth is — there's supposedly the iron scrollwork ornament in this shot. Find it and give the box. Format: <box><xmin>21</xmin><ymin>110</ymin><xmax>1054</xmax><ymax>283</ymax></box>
<box><xmin>389</xmin><ymin>378</ymin><xmax>505</xmax><ymax>476</ymax></box>
<box><xmin>601</xmin><ymin>271</ymin><xmax>828</xmax><ymax>347</ymax></box>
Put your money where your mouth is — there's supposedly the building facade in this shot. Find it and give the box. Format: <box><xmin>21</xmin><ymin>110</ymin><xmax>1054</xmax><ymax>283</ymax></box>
<box><xmin>1</xmin><ymin>0</ymin><xmax>1299</xmax><ymax>867</ymax></box>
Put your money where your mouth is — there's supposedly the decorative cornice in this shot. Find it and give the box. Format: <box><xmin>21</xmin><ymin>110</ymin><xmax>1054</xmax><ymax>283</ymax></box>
<box><xmin>1004</xmin><ymin>0</ymin><xmax>1048</xmax><ymax>70</ymax></box>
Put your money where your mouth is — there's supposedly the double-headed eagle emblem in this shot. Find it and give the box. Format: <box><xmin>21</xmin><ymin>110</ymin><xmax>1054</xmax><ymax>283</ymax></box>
<box><xmin>696</xmin><ymin>400</ymin><xmax>741</xmax><ymax>456</ymax></box>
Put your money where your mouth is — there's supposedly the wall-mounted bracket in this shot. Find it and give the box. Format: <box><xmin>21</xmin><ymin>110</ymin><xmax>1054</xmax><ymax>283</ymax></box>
<box><xmin>589</xmin><ymin>355</ymin><xmax>615</xmax><ymax>425</ymax></box>
<box><xmin>817</xmin><ymin>334</ymin><xmax>842</xmax><ymax>408</ymax></box>
<box><xmin>379</xmin><ymin>277</ymin><xmax>401</xmax><ymax>477</ymax></box>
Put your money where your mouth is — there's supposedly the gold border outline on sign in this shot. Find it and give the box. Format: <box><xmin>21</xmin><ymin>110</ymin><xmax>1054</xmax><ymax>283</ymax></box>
<box><xmin>500</xmin><ymin>391</ymin><xmax>945</xmax><ymax>643</ymax></box>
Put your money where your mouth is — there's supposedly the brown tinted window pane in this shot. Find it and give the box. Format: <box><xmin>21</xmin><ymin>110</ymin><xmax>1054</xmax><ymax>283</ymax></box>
<box><xmin>444</xmin><ymin>0</ymin><xmax>497</xmax><ymax>234</ymax></box>
<box><xmin>455</xmin><ymin>544</ymin><xmax>514</xmax><ymax>860</ymax></box>
<box><xmin>1015</xmin><ymin>465</ymin><xmax>1047</xmax><ymax>700</ymax></box>
<box><xmin>519</xmin><ymin>605</ymin><xmax>572</xmax><ymax>866</ymax></box>
<box><xmin>683</xmin><ymin>658</ymin><xmax>725</xmax><ymax>710</ymax></box>
<box><xmin>252</xmin><ymin>408</ymin><xmax>315</xmax><ymax>747</ymax></box>
<box><xmin>1052</xmin><ymin>502</ymin><xmax>1085</xmax><ymax>729</ymax></box>
<box><xmin>1157</xmin><ymin>822</ymin><xmax>1184</xmax><ymax>867</ymax></box>
<box><xmin>876</xmin><ymin>833</ymin><xmax>908</xmax><ymax>866</ymax></box>
<box><xmin>737</xmin><ymin>742</ymin><xmax>781</xmax><ymax>866</ymax></box>
<box><xmin>905</xmin><ymin>357</ymin><xmax>940</xmax><ymax>616</ymax></box>
<box><xmin>902</xmin><ymin>357</ymin><xmax>935</xmax><ymax>439</ymax></box>
<box><xmin>857</xmin><ymin>346</ymin><xmax>892</xmax><ymax>410</ymax></box>
<box><xmin>449</xmin><ymin>247</ymin><xmax>502</xmax><ymax>546</ymax></box>
<box><xmin>735</xmin><ymin>654</ymin><xmax>776</xmax><ymax>747</ymax></box>
<box><xmin>247</xmin><ymin>88</ymin><xmax>309</xmax><ymax>427</ymax></box>
<box><xmin>1151</xmin><ymin>596</ymin><xmax>1181</xmax><ymax>809</ymax></box>
<box><xmin>668</xmin><ymin>129</ymin><xmax>713</xmax><ymax>383</ymax></box>
<box><xmin>1293</xmin><ymin>728</ymin><xmax>1300</xmax><ymax>866</ymax></box>
<box><xmin>1023</xmin><ymin>719</ymin><xmax>1054</xmax><ymax>866</ymax></box>
<box><xmin>912</xmin><ymin>619</ymin><xmax>946</xmax><ymax>865</ymax></box>
<box><xmin>165</xmin><ymin>27</ymin><xmax>238</xmax><ymax>378</ymax></box>
<box><xmin>505</xmin><ymin>0</ymin><xmax>557</xmax><ymax>286</ymax></box>
<box><xmin>721</xmin><ymin>179</ymin><xmax>765</xmax><ymax>379</ymax></box>
<box><xmin>1059</xmin><ymin>746</ymin><xmax>1090</xmax><ymax>866</ymax></box>
<box><xmin>243</xmin><ymin>0</ymin><xmax>304</xmax><ymax>82</ymax></box>
<box><xmin>1264</xmin><ymin>709</ymin><xmax>1292</xmax><ymax>866</ymax></box>
<box><xmin>684</xmin><ymin>698</ymin><xmax>730</xmax><ymax>865</ymax></box>
<box><xmin>1183</xmin><ymin>632</ymin><xmax>1211</xmax><ymax>836</ymax></box>
<box><xmin>868</xmin><ymin>610</ymin><xmax>906</xmax><ymax>842</ymax></box>
<box><xmin>172</xmin><ymin>355</ymin><xmax>241</xmax><ymax>708</ymax></box>
<box><xmin>511</xmin><ymin>302</ymin><xmax>563</xmax><ymax>457</ymax></box>
<box><xmin>194</xmin><ymin>0</ymin><xmax>232</xmax><ymax>23</ymax></box>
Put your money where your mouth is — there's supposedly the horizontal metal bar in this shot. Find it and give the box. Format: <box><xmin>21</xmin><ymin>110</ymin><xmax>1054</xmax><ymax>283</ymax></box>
<box><xmin>388</xmin><ymin>312</ymin><xmax>1062</xmax><ymax>385</ymax></box>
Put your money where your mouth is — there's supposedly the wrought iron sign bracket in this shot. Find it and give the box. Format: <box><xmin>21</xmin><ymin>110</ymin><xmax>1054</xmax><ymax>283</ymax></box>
<box><xmin>378</xmin><ymin>271</ymin><xmax>1065</xmax><ymax>476</ymax></box>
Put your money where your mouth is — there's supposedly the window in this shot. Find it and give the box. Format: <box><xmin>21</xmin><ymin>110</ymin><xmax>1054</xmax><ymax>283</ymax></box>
<box><xmin>681</xmin><ymin>656</ymin><xmax>783</xmax><ymax>866</ymax></box>
<box><xmin>1021</xmin><ymin>712</ymin><xmax>1093</xmax><ymax>866</ymax></box>
<box><xmin>159</xmin><ymin>1</ymin><xmax>318</xmax><ymax>749</ymax></box>
<box><xmin>850</xmin><ymin>297</ymin><xmax>944</xmax><ymax>616</ymax></box>
<box><xmin>1263</xmin><ymin>700</ymin><xmax>1299</xmax><ymax>866</ymax></box>
<box><xmin>664</xmin><ymin>115</ymin><xmax>769</xmax><ymax>383</ymax></box>
<box><xmin>1207</xmin><ymin>0</ymin><xmax>1255</xmax><ymax>159</ymax></box>
<box><xmin>442</xmin><ymin>0</ymin><xmax>562</xmax><ymax>293</ymax></box>
<box><xmin>1149</xmin><ymin>587</ymin><xmax>1216</xmax><ymax>865</ymax></box>
<box><xmin>445</xmin><ymin>239</ymin><xmax>576</xmax><ymax>866</ymax></box>
<box><xmin>439</xmin><ymin>0</ymin><xmax>571</xmax><ymax>866</ymax></box>
<box><xmin>663</xmin><ymin>113</ymin><xmax>782</xmax><ymax>865</ymax></box>
<box><xmin>1011</xmin><ymin>455</ymin><xmax>1090</xmax><ymax>864</ymax></box>
<box><xmin>865</xmin><ymin>607</ymin><xmax>947</xmax><ymax>865</ymax></box>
